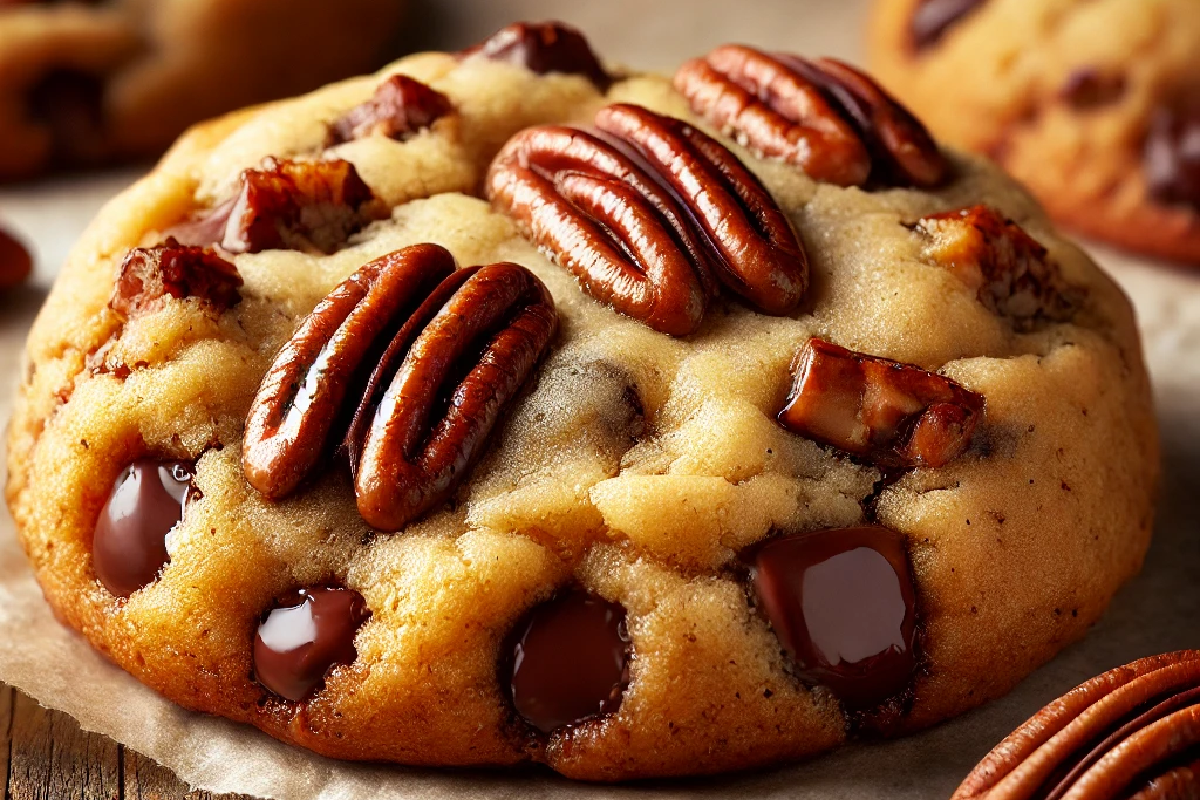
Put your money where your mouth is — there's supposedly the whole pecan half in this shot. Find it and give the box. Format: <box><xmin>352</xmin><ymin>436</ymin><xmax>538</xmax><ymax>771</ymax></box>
<box><xmin>330</xmin><ymin>74</ymin><xmax>455</xmax><ymax>145</ymax></box>
<box><xmin>111</xmin><ymin>238</ymin><xmax>243</xmax><ymax>319</ymax></box>
<box><xmin>916</xmin><ymin>205</ymin><xmax>1074</xmax><ymax>325</ymax></box>
<box><xmin>778</xmin><ymin>338</ymin><xmax>984</xmax><ymax>468</ymax></box>
<box><xmin>348</xmin><ymin>260</ymin><xmax>557</xmax><ymax>531</ymax></box>
<box><xmin>953</xmin><ymin>651</ymin><xmax>1200</xmax><ymax>800</ymax></box>
<box><xmin>463</xmin><ymin>21</ymin><xmax>610</xmax><ymax>90</ymax></box>
<box><xmin>243</xmin><ymin>243</ymin><xmax>456</xmax><ymax>500</ymax></box>
<box><xmin>170</xmin><ymin>157</ymin><xmax>382</xmax><ymax>255</ymax></box>
<box><xmin>487</xmin><ymin>103</ymin><xmax>807</xmax><ymax>334</ymax></box>
<box><xmin>675</xmin><ymin>45</ymin><xmax>948</xmax><ymax>188</ymax></box>
<box><xmin>243</xmin><ymin>243</ymin><xmax>558</xmax><ymax>531</ymax></box>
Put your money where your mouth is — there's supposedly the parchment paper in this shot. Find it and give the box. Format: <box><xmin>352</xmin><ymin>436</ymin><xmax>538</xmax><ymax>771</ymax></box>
<box><xmin>1</xmin><ymin>2</ymin><xmax>1198</xmax><ymax>796</ymax></box>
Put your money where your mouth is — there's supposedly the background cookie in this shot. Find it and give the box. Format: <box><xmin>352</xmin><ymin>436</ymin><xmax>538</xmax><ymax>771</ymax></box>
<box><xmin>0</xmin><ymin>0</ymin><xmax>406</xmax><ymax>181</ymax></box>
<box><xmin>868</xmin><ymin>0</ymin><xmax>1200</xmax><ymax>264</ymax></box>
<box><xmin>6</xmin><ymin>23</ymin><xmax>1158</xmax><ymax>781</ymax></box>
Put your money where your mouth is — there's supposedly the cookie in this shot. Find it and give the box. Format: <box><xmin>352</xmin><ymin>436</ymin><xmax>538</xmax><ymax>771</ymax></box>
<box><xmin>868</xmin><ymin>0</ymin><xmax>1200</xmax><ymax>264</ymax></box>
<box><xmin>0</xmin><ymin>0</ymin><xmax>406</xmax><ymax>181</ymax></box>
<box><xmin>5</xmin><ymin>21</ymin><xmax>1158</xmax><ymax>780</ymax></box>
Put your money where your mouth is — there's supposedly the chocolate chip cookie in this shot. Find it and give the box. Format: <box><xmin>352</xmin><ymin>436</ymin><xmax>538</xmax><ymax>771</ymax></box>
<box><xmin>5</xmin><ymin>21</ymin><xmax>1158</xmax><ymax>780</ymax></box>
<box><xmin>0</xmin><ymin>0</ymin><xmax>405</xmax><ymax>181</ymax></box>
<box><xmin>868</xmin><ymin>0</ymin><xmax>1200</xmax><ymax>264</ymax></box>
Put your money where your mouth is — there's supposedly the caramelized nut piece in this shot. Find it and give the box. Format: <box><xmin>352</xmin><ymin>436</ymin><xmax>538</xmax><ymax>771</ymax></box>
<box><xmin>110</xmin><ymin>239</ymin><xmax>242</xmax><ymax>318</ymax></box>
<box><xmin>171</xmin><ymin>157</ymin><xmax>381</xmax><ymax>255</ymax></box>
<box><xmin>779</xmin><ymin>338</ymin><xmax>984</xmax><ymax>468</ymax></box>
<box><xmin>676</xmin><ymin>46</ymin><xmax>947</xmax><ymax>188</ymax></box>
<box><xmin>953</xmin><ymin>651</ymin><xmax>1200</xmax><ymax>800</ymax></box>
<box><xmin>465</xmin><ymin>21</ymin><xmax>610</xmax><ymax>89</ymax></box>
<box><xmin>349</xmin><ymin>260</ymin><xmax>558</xmax><ymax>531</ymax></box>
<box><xmin>487</xmin><ymin>103</ymin><xmax>807</xmax><ymax>334</ymax></box>
<box><xmin>917</xmin><ymin>205</ymin><xmax>1072</xmax><ymax>323</ymax></box>
<box><xmin>330</xmin><ymin>74</ymin><xmax>455</xmax><ymax>144</ymax></box>
<box><xmin>243</xmin><ymin>244</ymin><xmax>456</xmax><ymax>500</ymax></box>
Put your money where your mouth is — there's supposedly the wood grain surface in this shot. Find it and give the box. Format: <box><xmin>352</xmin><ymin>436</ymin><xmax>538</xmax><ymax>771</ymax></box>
<box><xmin>0</xmin><ymin>685</ymin><xmax>249</xmax><ymax>800</ymax></box>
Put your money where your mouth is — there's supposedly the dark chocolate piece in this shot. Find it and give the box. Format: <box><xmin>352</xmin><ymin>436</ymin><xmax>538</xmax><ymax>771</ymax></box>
<box><xmin>507</xmin><ymin>589</ymin><xmax>631</xmax><ymax>733</ymax></box>
<box><xmin>93</xmin><ymin>459</ymin><xmax>195</xmax><ymax>597</ymax></box>
<box><xmin>752</xmin><ymin>526</ymin><xmax>917</xmax><ymax>708</ymax></box>
<box><xmin>467</xmin><ymin>22</ymin><xmax>610</xmax><ymax>89</ymax></box>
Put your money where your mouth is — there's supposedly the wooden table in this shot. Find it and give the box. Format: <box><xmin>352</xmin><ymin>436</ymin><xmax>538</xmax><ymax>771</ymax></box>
<box><xmin>1</xmin><ymin>686</ymin><xmax>249</xmax><ymax>800</ymax></box>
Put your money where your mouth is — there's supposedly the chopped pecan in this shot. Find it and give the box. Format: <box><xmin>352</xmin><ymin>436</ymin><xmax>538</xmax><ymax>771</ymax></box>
<box><xmin>330</xmin><ymin>74</ymin><xmax>455</xmax><ymax>145</ymax></box>
<box><xmin>778</xmin><ymin>338</ymin><xmax>984</xmax><ymax>468</ymax></box>
<box><xmin>170</xmin><ymin>158</ymin><xmax>382</xmax><ymax>255</ymax></box>
<box><xmin>110</xmin><ymin>238</ymin><xmax>242</xmax><ymax>318</ymax></box>
<box><xmin>917</xmin><ymin>205</ymin><xmax>1073</xmax><ymax>324</ymax></box>
<box><xmin>675</xmin><ymin>45</ymin><xmax>948</xmax><ymax>188</ymax></box>
<box><xmin>953</xmin><ymin>651</ymin><xmax>1200</xmax><ymax>800</ymax></box>
<box><xmin>464</xmin><ymin>21</ymin><xmax>610</xmax><ymax>90</ymax></box>
<box><xmin>487</xmin><ymin>103</ymin><xmax>808</xmax><ymax>334</ymax></box>
<box><xmin>242</xmin><ymin>243</ymin><xmax>558</xmax><ymax>532</ymax></box>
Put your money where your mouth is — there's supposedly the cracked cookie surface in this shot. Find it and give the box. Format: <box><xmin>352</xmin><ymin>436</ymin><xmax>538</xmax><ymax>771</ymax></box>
<box><xmin>869</xmin><ymin>0</ymin><xmax>1200</xmax><ymax>264</ymax></box>
<box><xmin>6</xmin><ymin>26</ymin><xmax>1157</xmax><ymax>781</ymax></box>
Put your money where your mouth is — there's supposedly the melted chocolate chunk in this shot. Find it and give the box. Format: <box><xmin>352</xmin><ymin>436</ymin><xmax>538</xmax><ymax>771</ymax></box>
<box><xmin>1145</xmin><ymin>96</ymin><xmax>1200</xmax><ymax>211</ymax></box>
<box><xmin>26</xmin><ymin>69</ymin><xmax>107</xmax><ymax>167</ymax></box>
<box><xmin>1061</xmin><ymin>68</ymin><xmax>1127</xmax><ymax>110</ymax></box>
<box><xmin>467</xmin><ymin>22</ymin><xmax>610</xmax><ymax>89</ymax></box>
<box><xmin>507</xmin><ymin>589</ymin><xmax>631</xmax><ymax>733</ymax></box>
<box><xmin>253</xmin><ymin>587</ymin><xmax>369</xmax><ymax>701</ymax></box>
<box><xmin>93</xmin><ymin>459</ymin><xmax>195</xmax><ymax>597</ymax></box>
<box><xmin>752</xmin><ymin>526</ymin><xmax>917</xmax><ymax>708</ymax></box>
<box><xmin>910</xmin><ymin>0</ymin><xmax>987</xmax><ymax>50</ymax></box>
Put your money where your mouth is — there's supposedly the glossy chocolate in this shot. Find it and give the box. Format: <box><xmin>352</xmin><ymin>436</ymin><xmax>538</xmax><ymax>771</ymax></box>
<box><xmin>253</xmin><ymin>587</ymin><xmax>369</xmax><ymax>702</ymax></box>
<box><xmin>910</xmin><ymin>0</ymin><xmax>986</xmax><ymax>49</ymax></box>
<box><xmin>93</xmin><ymin>459</ymin><xmax>195</xmax><ymax>597</ymax></box>
<box><xmin>1145</xmin><ymin>97</ymin><xmax>1200</xmax><ymax>211</ymax></box>
<box><xmin>508</xmin><ymin>590</ymin><xmax>631</xmax><ymax>733</ymax></box>
<box><xmin>469</xmin><ymin>22</ymin><xmax>609</xmax><ymax>89</ymax></box>
<box><xmin>753</xmin><ymin>526</ymin><xmax>917</xmax><ymax>708</ymax></box>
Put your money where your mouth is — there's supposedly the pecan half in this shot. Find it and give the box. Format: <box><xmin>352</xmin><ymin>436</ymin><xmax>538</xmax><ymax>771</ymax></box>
<box><xmin>110</xmin><ymin>238</ymin><xmax>242</xmax><ymax>318</ymax></box>
<box><xmin>463</xmin><ymin>21</ymin><xmax>610</xmax><ymax>90</ymax></box>
<box><xmin>243</xmin><ymin>243</ymin><xmax>455</xmax><ymax>500</ymax></box>
<box><xmin>330</xmin><ymin>74</ymin><xmax>455</xmax><ymax>145</ymax></box>
<box><xmin>348</xmin><ymin>260</ymin><xmax>557</xmax><ymax>531</ymax></box>
<box><xmin>916</xmin><ymin>205</ymin><xmax>1073</xmax><ymax>324</ymax></box>
<box><xmin>487</xmin><ymin>103</ymin><xmax>807</xmax><ymax>333</ymax></box>
<box><xmin>953</xmin><ymin>651</ymin><xmax>1200</xmax><ymax>800</ymax></box>
<box><xmin>170</xmin><ymin>158</ymin><xmax>382</xmax><ymax>255</ymax></box>
<box><xmin>778</xmin><ymin>338</ymin><xmax>984</xmax><ymax>468</ymax></box>
<box><xmin>675</xmin><ymin>45</ymin><xmax>948</xmax><ymax>188</ymax></box>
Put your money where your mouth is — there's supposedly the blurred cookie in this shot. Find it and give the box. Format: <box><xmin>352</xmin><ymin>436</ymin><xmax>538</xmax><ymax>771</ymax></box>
<box><xmin>0</xmin><ymin>0</ymin><xmax>406</xmax><ymax>180</ymax></box>
<box><xmin>869</xmin><ymin>0</ymin><xmax>1200</xmax><ymax>263</ymax></box>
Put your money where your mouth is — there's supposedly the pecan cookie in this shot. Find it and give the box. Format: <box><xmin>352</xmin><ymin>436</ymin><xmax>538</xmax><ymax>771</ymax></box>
<box><xmin>5</xmin><ymin>21</ymin><xmax>1158</xmax><ymax>781</ymax></box>
<box><xmin>0</xmin><ymin>0</ymin><xmax>405</xmax><ymax>181</ymax></box>
<box><xmin>868</xmin><ymin>0</ymin><xmax>1200</xmax><ymax>264</ymax></box>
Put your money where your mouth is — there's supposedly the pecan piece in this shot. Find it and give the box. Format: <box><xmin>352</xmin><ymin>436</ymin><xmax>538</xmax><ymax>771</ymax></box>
<box><xmin>953</xmin><ymin>651</ymin><xmax>1200</xmax><ymax>800</ymax></box>
<box><xmin>348</xmin><ymin>260</ymin><xmax>558</xmax><ymax>531</ymax></box>
<box><xmin>243</xmin><ymin>243</ymin><xmax>456</xmax><ymax>499</ymax></box>
<box><xmin>170</xmin><ymin>158</ymin><xmax>382</xmax><ymax>255</ymax></box>
<box><xmin>778</xmin><ymin>338</ymin><xmax>984</xmax><ymax>468</ymax></box>
<box><xmin>675</xmin><ymin>45</ymin><xmax>948</xmax><ymax>188</ymax></box>
<box><xmin>917</xmin><ymin>205</ymin><xmax>1073</xmax><ymax>324</ymax></box>
<box><xmin>464</xmin><ymin>21</ymin><xmax>610</xmax><ymax>89</ymax></box>
<box><xmin>330</xmin><ymin>74</ymin><xmax>455</xmax><ymax>145</ymax></box>
<box><xmin>110</xmin><ymin>238</ymin><xmax>242</xmax><ymax>318</ymax></box>
<box><xmin>487</xmin><ymin>103</ymin><xmax>807</xmax><ymax>333</ymax></box>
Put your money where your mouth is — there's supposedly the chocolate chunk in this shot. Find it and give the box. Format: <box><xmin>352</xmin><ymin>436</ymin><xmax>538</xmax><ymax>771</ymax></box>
<box><xmin>752</xmin><ymin>526</ymin><xmax>917</xmax><ymax>708</ymax></box>
<box><xmin>910</xmin><ymin>0</ymin><xmax>986</xmax><ymax>50</ymax></box>
<box><xmin>110</xmin><ymin>239</ymin><xmax>243</xmax><ymax>318</ymax></box>
<box><xmin>330</xmin><ymin>74</ymin><xmax>454</xmax><ymax>145</ymax></box>
<box><xmin>25</xmin><ymin>69</ymin><xmax>107</xmax><ymax>167</ymax></box>
<box><xmin>1144</xmin><ymin>96</ymin><xmax>1200</xmax><ymax>212</ymax></box>
<box><xmin>253</xmin><ymin>587</ymin><xmax>369</xmax><ymax>702</ymax></box>
<box><xmin>0</xmin><ymin>224</ymin><xmax>33</xmax><ymax>291</ymax></box>
<box><xmin>93</xmin><ymin>459</ymin><xmax>195</xmax><ymax>597</ymax></box>
<box><xmin>467</xmin><ymin>22</ymin><xmax>610</xmax><ymax>89</ymax></box>
<box><xmin>1061</xmin><ymin>68</ymin><xmax>1127</xmax><ymax>110</ymax></box>
<box><xmin>507</xmin><ymin>589</ymin><xmax>631</xmax><ymax>733</ymax></box>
